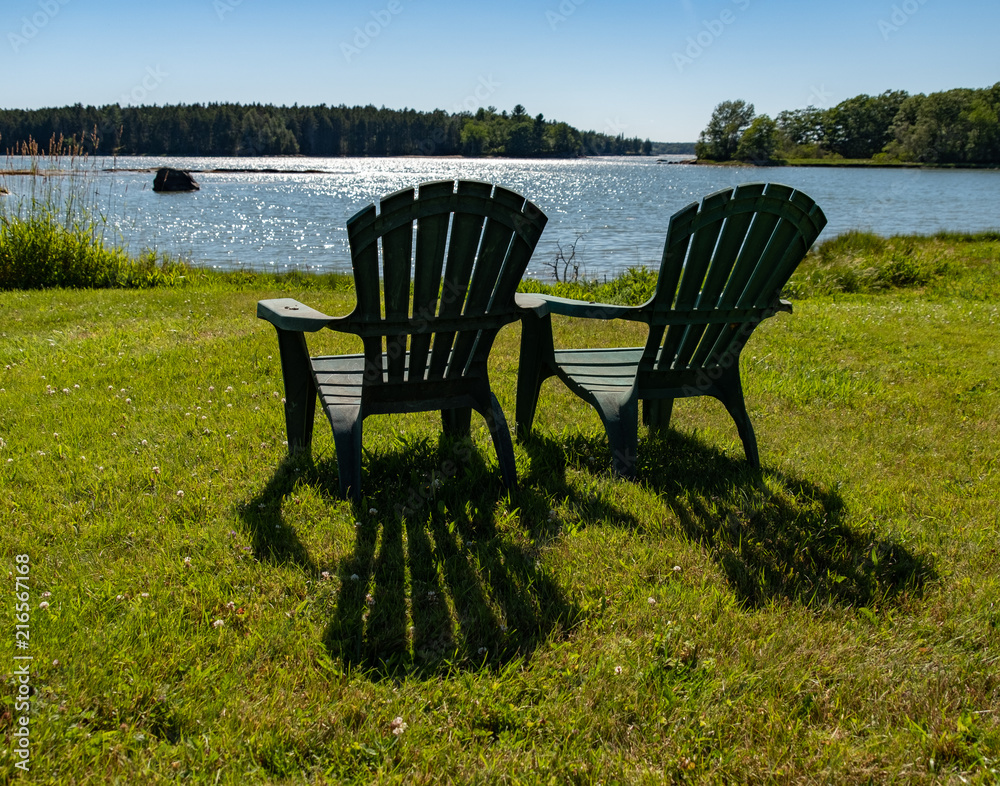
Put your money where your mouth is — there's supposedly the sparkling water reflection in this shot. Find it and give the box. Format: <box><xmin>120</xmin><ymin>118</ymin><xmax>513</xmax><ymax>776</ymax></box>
<box><xmin>5</xmin><ymin>156</ymin><xmax>1000</xmax><ymax>279</ymax></box>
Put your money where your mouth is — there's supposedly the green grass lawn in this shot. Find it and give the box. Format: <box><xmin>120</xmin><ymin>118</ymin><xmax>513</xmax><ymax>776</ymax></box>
<box><xmin>1</xmin><ymin>235</ymin><xmax>999</xmax><ymax>783</ymax></box>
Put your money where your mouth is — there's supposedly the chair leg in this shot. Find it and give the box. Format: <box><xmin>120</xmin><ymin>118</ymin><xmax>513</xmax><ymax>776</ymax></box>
<box><xmin>593</xmin><ymin>391</ymin><xmax>639</xmax><ymax>479</ymax></box>
<box><xmin>483</xmin><ymin>393</ymin><xmax>518</xmax><ymax>490</ymax></box>
<box><xmin>515</xmin><ymin>311</ymin><xmax>555</xmax><ymax>441</ymax></box>
<box><xmin>716</xmin><ymin>367</ymin><xmax>760</xmax><ymax>469</ymax></box>
<box><xmin>328</xmin><ymin>406</ymin><xmax>364</xmax><ymax>501</ymax></box>
<box><xmin>441</xmin><ymin>407</ymin><xmax>472</xmax><ymax>438</ymax></box>
<box><xmin>274</xmin><ymin>328</ymin><xmax>317</xmax><ymax>455</ymax></box>
<box><xmin>643</xmin><ymin>398</ymin><xmax>674</xmax><ymax>435</ymax></box>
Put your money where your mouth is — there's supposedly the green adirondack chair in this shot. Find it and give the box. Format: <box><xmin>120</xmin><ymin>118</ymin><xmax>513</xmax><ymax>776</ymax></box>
<box><xmin>258</xmin><ymin>180</ymin><xmax>548</xmax><ymax>500</ymax></box>
<box><xmin>515</xmin><ymin>182</ymin><xmax>826</xmax><ymax>477</ymax></box>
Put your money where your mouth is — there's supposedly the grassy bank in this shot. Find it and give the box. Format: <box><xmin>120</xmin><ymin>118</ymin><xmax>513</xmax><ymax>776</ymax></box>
<box><xmin>0</xmin><ymin>232</ymin><xmax>998</xmax><ymax>783</ymax></box>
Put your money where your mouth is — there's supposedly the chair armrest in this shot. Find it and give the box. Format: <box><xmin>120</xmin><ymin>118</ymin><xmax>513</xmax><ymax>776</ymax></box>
<box><xmin>513</xmin><ymin>292</ymin><xmax>551</xmax><ymax>317</ymax></box>
<box><xmin>515</xmin><ymin>293</ymin><xmax>648</xmax><ymax>322</ymax></box>
<box><xmin>257</xmin><ymin>298</ymin><xmax>336</xmax><ymax>332</ymax></box>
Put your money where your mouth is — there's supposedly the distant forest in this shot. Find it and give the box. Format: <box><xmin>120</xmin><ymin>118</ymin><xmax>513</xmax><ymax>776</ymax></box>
<box><xmin>0</xmin><ymin>103</ymin><xmax>691</xmax><ymax>158</ymax></box>
<box><xmin>696</xmin><ymin>83</ymin><xmax>1000</xmax><ymax>165</ymax></box>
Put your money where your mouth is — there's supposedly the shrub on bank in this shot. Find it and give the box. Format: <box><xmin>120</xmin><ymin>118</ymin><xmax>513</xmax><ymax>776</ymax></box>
<box><xmin>0</xmin><ymin>209</ymin><xmax>191</xmax><ymax>289</ymax></box>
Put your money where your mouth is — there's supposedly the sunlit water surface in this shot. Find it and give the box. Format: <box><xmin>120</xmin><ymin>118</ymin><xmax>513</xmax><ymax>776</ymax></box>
<box><xmin>5</xmin><ymin>156</ymin><xmax>1000</xmax><ymax>279</ymax></box>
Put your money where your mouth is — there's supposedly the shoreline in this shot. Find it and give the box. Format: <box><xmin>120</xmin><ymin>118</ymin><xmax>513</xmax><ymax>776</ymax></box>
<box><xmin>689</xmin><ymin>158</ymin><xmax>1000</xmax><ymax>170</ymax></box>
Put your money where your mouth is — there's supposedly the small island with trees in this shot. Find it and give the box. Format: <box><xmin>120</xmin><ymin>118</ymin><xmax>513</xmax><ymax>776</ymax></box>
<box><xmin>695</xmin><ymin>82</ymin><xmax>1000</xmax><ymax>167</ymax></box>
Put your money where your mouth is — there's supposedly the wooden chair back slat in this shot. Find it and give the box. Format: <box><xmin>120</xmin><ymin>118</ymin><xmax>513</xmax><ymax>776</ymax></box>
<box><xmin>642</xmin><ymin>183</ymin><xmax>826</xmax><ymax>372</ymax></box>
<box><xmin>343</xmin><ymin>179</ymin><xmax>547</xmax><ymax>387</ymax></box>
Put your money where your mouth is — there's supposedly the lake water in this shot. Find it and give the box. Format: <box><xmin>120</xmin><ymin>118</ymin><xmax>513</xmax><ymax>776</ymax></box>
<box><xmin>5</xmin><ymin>155</ymin><xmax>1000</xmax><ymax>280</ymax></box>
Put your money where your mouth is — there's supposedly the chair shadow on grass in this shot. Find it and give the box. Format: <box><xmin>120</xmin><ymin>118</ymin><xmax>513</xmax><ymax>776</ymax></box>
<box><xmin>236</xmin><ymin>453</ymin><xmax>320</xmax><ymax>574</ymax></box>
<box><xmin>298</xmin><ymin>433</ymin><xmax>589</xmax><ymax>680</ymax></box>
<box><xmin>521</xmin><ymin>427</ymin><xmax>936</xmax><ymax>611</ymax></box>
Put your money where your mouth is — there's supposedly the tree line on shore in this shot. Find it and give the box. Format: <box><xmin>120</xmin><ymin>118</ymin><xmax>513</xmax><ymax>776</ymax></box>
<box><xmin>696</xmin><ymin>83</ymin><xmax>1000</xmax><ymax>165</ymax></box>
<box><xmin>0</xmin><ymin>102</ymin><xmax>667</xmax><ymax>159</ymax></box>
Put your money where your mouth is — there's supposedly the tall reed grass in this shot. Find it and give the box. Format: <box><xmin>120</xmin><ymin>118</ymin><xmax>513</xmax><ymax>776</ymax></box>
<box><xmin>0</xmin><ymin>135</ymin><xmax>190</xmax><ymax>289</ymax></box>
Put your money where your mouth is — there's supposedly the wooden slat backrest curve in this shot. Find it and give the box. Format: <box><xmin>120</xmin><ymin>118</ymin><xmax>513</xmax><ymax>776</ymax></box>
<box><xmin>642</xmin><ymin>183</ymin><xmax>826</xmax><ymax>373</ymax></box>
<box><xmin>344</xmin><ymin>179</ymin><xmax>547</xmax><ymax>386</ymax></box>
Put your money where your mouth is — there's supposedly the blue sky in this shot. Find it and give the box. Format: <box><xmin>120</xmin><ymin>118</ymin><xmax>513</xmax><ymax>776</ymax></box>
<box><xmin>2</xmin><ymin>0</ymin><xmax>997</xmax><ymax>141</ymax></box>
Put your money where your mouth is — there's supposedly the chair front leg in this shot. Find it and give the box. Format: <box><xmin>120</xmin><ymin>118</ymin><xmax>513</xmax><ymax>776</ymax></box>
<box><xmin>328</xmin><ymin>405</ymin><xmax>364</xmax><ymax>501</ymax></box>
<box><xmin>600</xmin><ymin>393</ymin><xmax>640</xmax><ymax>479</ymax></box>
<box><xmin>274</xmin><ymin>328</ymin><xmax>317</xmax><ymax>455</ymax></box>
<box><xmin>515</xmin><ymin>310</ymin><xmax>556</xmax><ymax>441</ymax></box>
<box><xmin>442</xmin><ymin>407</ymin><xmax>473</xmax><ymax>438</ymax></box>
<box><xmin>643</xmin><ymin>398</ymin><xmax>675</xmax><ymax>435</ymax></box>
<box><xmin>484</xmin><ymin>392</ymin><xmax>518</xmax><ymax>491</ymax></box>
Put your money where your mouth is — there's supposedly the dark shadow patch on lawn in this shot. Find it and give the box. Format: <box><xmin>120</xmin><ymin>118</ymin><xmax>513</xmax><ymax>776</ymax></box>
<box><xmin>517</xmin><ymin>431</ymin><xmax>644</xmax><ymax>538</ymax></box>
<box><xmin>637</xmin><ymin>429</ymin><xmax>936</xmax><ymax>609</ymax></box>
<box><xmin>322</xmin><ymin>433</ymin><xmax>582</xmax><ymax>680</ymax></box>
<box><xmin>235</xmin><ymin>453</ymin><xmax>319</xmax><ymax>573</ymax></box>
<box><xmin>525</xmin><ymin>425</ymin><xmax>935</xmax><ymax>610</ymax></box>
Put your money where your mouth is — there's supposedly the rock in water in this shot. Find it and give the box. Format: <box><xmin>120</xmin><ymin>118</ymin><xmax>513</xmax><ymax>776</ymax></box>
<box><xmin>153</xmin><ymin>168</ymin><xmax>199</xmax><ymax>192</ymax></box>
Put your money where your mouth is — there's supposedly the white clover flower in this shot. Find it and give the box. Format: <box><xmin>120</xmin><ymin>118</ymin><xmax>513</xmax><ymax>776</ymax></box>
<box><xmin>390</xmin><ymin>717</ymin><xmax>408</xmax><ymax>735</ymax></box>
<box><xmin>176</xmin><ymin>490</ymin><xmax>184</xmax><ymax>498</ymax></box>
<box><xmin>39</xmin><ymin>601</ymin><xmax>49</xmax><ymax>609</ymax></box>
<box><xmin>212</xmin><ymin>619</ymin><xmax>224</xmax><ymax>628</ymax></box>
<box><xmin>647</xmin><ymin>597</ymin><xmax>656</xmax><ymax>606</ymax></box>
